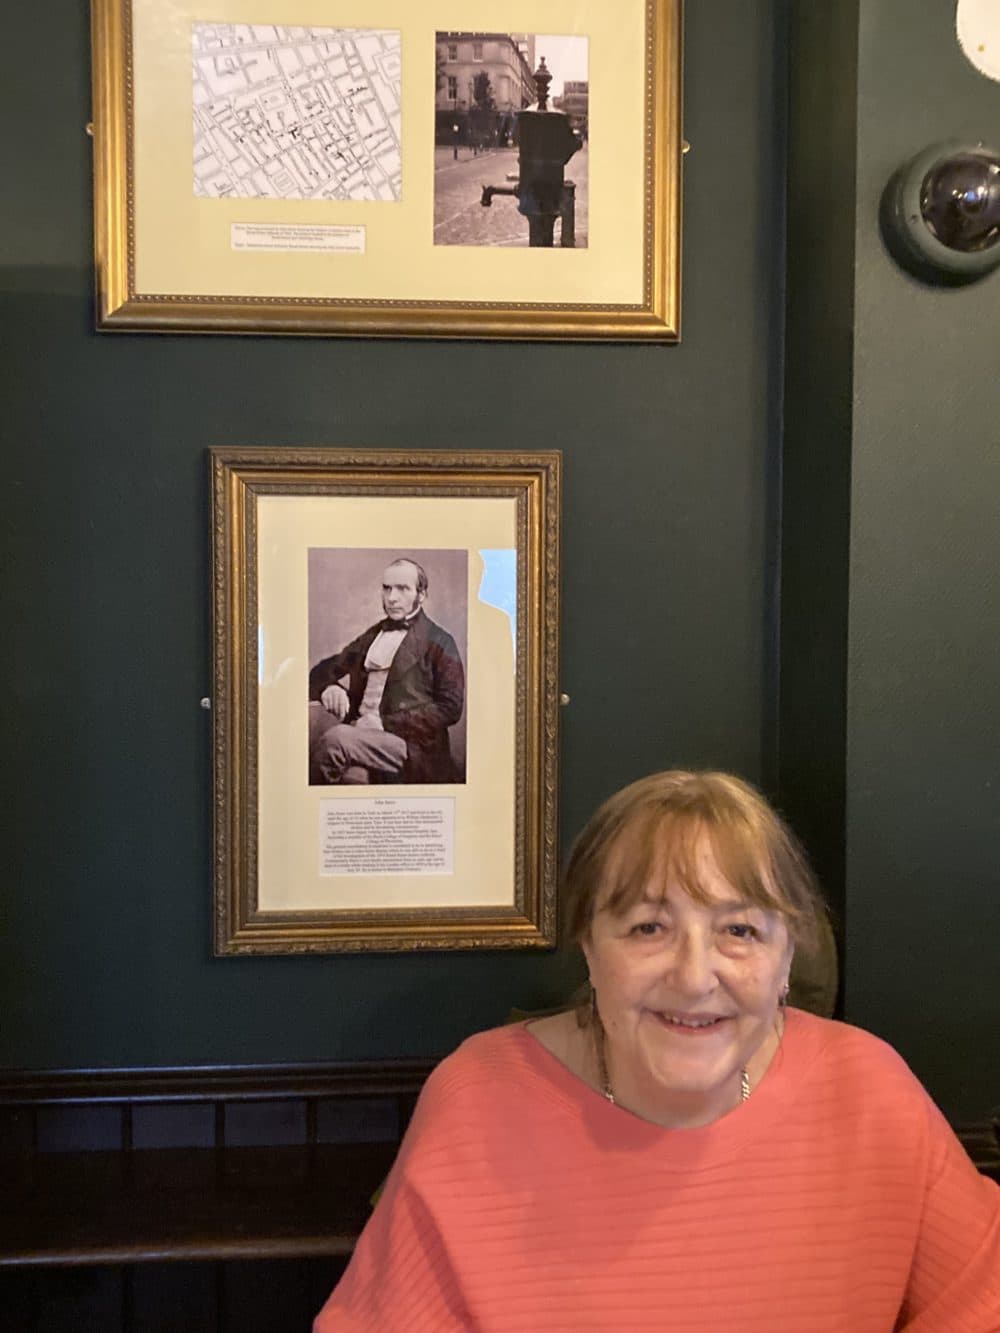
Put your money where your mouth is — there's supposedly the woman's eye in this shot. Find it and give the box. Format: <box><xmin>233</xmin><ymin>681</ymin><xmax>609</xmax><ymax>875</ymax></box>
<box><xmin>631</xmin><ymin>921</ymin><xmax>663</xmax><ymax>937</ymax></box>
<box><xmin>725</xmin><ymin>922</ymin><xmax>758</xmax><ymax>941</ymax></box>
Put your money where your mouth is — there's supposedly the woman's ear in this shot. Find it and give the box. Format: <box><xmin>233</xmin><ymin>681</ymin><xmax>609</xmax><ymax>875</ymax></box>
<box><xmin>779</xmin><ymin>941</ymin><xmax>793</xmax><ymax>1003</ymax></box>
<box><xmin>782</xmin><ymin>933</ymin><xmax>795</xmax><ymax>975</ymax></box>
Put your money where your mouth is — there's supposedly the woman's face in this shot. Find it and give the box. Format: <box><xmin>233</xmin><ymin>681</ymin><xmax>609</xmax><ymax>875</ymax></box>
<box><xmin>582</xmin><ymin>834</ymin><xmax>793</xmax><ymax>1127</ymax></box>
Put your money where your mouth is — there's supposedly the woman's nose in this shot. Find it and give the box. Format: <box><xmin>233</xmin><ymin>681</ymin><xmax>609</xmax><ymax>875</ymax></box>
<box><xmin>666</xmin><ymin>932</ymin><xmax>717</xmax><ymax>995</ymax></box>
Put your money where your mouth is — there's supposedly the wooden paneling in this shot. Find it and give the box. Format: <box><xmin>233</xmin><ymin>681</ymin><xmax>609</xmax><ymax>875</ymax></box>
<box><xmin>0</xmin><ymin>1060</ymin><xmax>431</xmax><ymax>1271</ymax></box>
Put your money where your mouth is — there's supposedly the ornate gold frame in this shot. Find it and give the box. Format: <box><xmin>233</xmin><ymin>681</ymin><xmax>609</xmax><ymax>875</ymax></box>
<box><xmin>91</xmin><ymin>1</ymin><xmax>682</xmax><ymax>340</ymax></box>
<box><xmin>211</xmin><ymin>448</ymin><xmax>560</xmax><ymax>953</ymax></box>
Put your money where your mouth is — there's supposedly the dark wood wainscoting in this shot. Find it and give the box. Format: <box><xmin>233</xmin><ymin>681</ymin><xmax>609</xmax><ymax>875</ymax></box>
<box><xmin>0</xmin><ymin>1059</ymin><xmax>435</xmax><ymax>1332</ymax></box>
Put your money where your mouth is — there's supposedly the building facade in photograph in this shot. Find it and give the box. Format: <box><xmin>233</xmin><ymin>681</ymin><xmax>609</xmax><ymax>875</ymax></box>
<box><xmin>554</xmin><ymin>79</ymin><xmax>589</xmax><ymax>136</ymax></box>
<box><xmin>435</xmin><ymin>32</ymin><xmax>537</xmax><ymax>145</ymax></box>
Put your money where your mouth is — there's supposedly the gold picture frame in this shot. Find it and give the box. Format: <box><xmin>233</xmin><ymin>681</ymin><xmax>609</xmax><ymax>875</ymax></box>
<box><xmin>91</xmin><ymin>1</ymin><xmax>682</xmax><ymax>340</ymax></box>
<box><xmin>210</xmin><ymin>447</ymin><xmax>560</xmax><ymax>953</ymax></box>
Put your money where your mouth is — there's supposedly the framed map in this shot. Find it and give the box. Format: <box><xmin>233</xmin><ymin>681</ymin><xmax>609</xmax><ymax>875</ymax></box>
<box><xmin>210</xmin><ymin>447</ymin><xmax>561</xmax><ymax>954</ymax></box>
<box><xmin>90</xmin><ymin>0</ymin><xmax>682</xmax><ymax>340</ymax></box>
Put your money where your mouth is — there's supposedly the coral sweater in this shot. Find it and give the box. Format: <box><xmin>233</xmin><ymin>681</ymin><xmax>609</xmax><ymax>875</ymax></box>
<box><xmin>314</xmin><ymin>1009</ymin><xmax>1000</xmax><ymax>1331</ymax></box>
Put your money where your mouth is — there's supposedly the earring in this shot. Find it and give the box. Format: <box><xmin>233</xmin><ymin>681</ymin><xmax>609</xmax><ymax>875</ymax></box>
<box><xmin>779</xmin><ymin>982</ymin><xmax>790</xmax><ymax>1007</ymax></box>
<box><xmin>589</xmin><ymin>981</ymin><xmax>598</xmax><ymax>1025</ymax></box>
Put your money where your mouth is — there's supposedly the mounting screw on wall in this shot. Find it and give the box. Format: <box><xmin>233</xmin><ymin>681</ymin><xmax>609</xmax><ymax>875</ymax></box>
<box><xmin>880</xmin><ymin>140</ymin><xmax>1000</xmax><ymax>284</ymax></box>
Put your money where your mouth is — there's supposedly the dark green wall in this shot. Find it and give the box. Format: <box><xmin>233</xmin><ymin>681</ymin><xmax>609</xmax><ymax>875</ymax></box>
<box><xmin>846</xmin><ymin>0</ymin><xmax>1000</xmax><ymax>1120</ymax></box>
<box><xmin>783</xmin><ymin>0</ymin><xmax>1000</xmax><ymax>1121</ymax></box>
<box><xmin>1</xmin><ymin>2</ymin><xmax>787</xmax><ymax>1069</ymax></box>
<box><xmin>778</xmin><ymin>0</ymin><xmax>858</xmax><ymax>927</ymax></box>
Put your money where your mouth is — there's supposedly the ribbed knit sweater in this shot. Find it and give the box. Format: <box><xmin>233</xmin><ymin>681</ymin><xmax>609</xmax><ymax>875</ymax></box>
<box><xmin>314</xmin><ymin>1009</ymin><xmax>1000</xmax><ymax>1331</ymax></box>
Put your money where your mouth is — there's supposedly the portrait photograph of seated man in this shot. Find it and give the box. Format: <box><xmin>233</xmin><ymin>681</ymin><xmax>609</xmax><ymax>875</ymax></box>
<box><xmin>307</xmin><ymin>548</ymin><xmax>467</xmax><ymax>786</ymax></box>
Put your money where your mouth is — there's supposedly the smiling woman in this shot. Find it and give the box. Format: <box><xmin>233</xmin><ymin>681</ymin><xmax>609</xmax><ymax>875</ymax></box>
<box><xmin>558</xmin><ymin>770</ymin><xmax>817</xmax><ymax>1129</ymax></box>
<box><xmin>313</xmin><ymin>772</ymin><xmax>1000</xmax><ymax>1332</ymax></box>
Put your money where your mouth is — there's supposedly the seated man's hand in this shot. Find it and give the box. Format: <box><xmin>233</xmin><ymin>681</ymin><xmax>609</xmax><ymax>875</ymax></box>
<box><xmin>320</xmin><ymin>684</ymin><xmax>350</xmax><ymax>719</ymax></box>
<box><xmin>354</xmin><ymin>713</ymin><xmax>384</xmax><ymax>731</ymax></box>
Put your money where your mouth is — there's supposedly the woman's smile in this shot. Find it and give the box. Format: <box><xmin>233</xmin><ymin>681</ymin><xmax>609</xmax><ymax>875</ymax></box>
<box><xmin>647</xmin><ymin>1010</ymin><xmax>735</xmax><ymax>1036</ymax></box>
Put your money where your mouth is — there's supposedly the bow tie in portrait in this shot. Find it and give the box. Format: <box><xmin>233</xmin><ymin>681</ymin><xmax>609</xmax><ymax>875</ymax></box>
<box><xmin>381</xmin><ymin>618</ymin><xmax>412</xmax><ymax>632</ymax></box>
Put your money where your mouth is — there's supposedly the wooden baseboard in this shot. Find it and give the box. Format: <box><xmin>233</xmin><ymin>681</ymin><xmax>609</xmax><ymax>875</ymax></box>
<box><xmin>956</xmin><ymin>1122</ymin><xmax>1000</xmax><ymax>1183</ymax></box>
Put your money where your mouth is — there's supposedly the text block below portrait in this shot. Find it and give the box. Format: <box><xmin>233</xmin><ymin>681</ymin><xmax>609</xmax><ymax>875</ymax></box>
<box><xmin>320</xmin><ymin>797</ymin><xmax>455</xmax><ymax>876</ymax></box>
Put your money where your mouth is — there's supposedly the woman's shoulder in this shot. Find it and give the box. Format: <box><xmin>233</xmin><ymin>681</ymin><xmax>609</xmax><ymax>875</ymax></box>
<box><xmin>785</xmin><ymin>1008</ymin><xmax>935</xmax><ymax>1114</ymax></box>
<box><xmin>416</xmin><ymin>1013</ymin><xmax>590</xmax><ymax>1115</ymax></box>
<box><xmin>789</xmin><ymin>1007</ymin><xmax>913</xmax><ymax>1069</ymax></box>
<box><xmin>420</xmin><ymin>1021</ymin><xmax>542</xmax><ymax>1100</ymax></box>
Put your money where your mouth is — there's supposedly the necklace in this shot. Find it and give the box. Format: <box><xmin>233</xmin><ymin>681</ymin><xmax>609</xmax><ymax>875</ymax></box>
<box><xmin>594</xmin><ymin>1025</ymin><xmax>751</xmax><ymax>1108</ymax></box>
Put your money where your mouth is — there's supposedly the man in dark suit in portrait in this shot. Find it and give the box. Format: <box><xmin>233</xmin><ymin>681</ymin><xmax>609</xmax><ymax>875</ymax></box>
<box><xmin>308</xmin><ymin>557</ymin><xmax>465</xmax><ymax>785</ymax></box>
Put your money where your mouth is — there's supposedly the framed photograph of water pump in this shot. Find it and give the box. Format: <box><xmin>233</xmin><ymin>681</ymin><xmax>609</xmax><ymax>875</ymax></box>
<box><xmin>91</xmin><ymin>0</ymin><xmax>682</xmax><ymax>340</ymax></box>
<box><xmin>210</xmin><ymin>447</ymin><xmax>561</xmax><ymax>954</ymax></box>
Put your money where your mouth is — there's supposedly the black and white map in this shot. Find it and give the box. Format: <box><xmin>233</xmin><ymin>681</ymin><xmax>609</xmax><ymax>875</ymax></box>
<box><xmin>193</xmin><ymin>25</ymin><xmax>402</xmax><ymax>201</ymax></box>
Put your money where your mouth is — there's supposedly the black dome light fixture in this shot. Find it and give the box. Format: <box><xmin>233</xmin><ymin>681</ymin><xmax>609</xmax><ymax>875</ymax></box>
<box><xmin>880</xmin><ymin>140</ymin><xmax>1000</xmax><ymax>284</ymax></box>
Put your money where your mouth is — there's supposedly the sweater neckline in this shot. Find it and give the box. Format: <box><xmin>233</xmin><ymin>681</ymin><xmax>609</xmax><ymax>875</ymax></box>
<box><xmin>510</xmin><ymin>1007</ymin><xmax>823</xmax><ymax>1167</ymax></box>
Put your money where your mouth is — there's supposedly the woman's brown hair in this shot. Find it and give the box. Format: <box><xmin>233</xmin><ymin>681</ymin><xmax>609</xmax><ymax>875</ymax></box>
<box><xmin>563</xmin><ymin>771</ymin><xmax>826</xmax><ymax>954</ymax></box>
